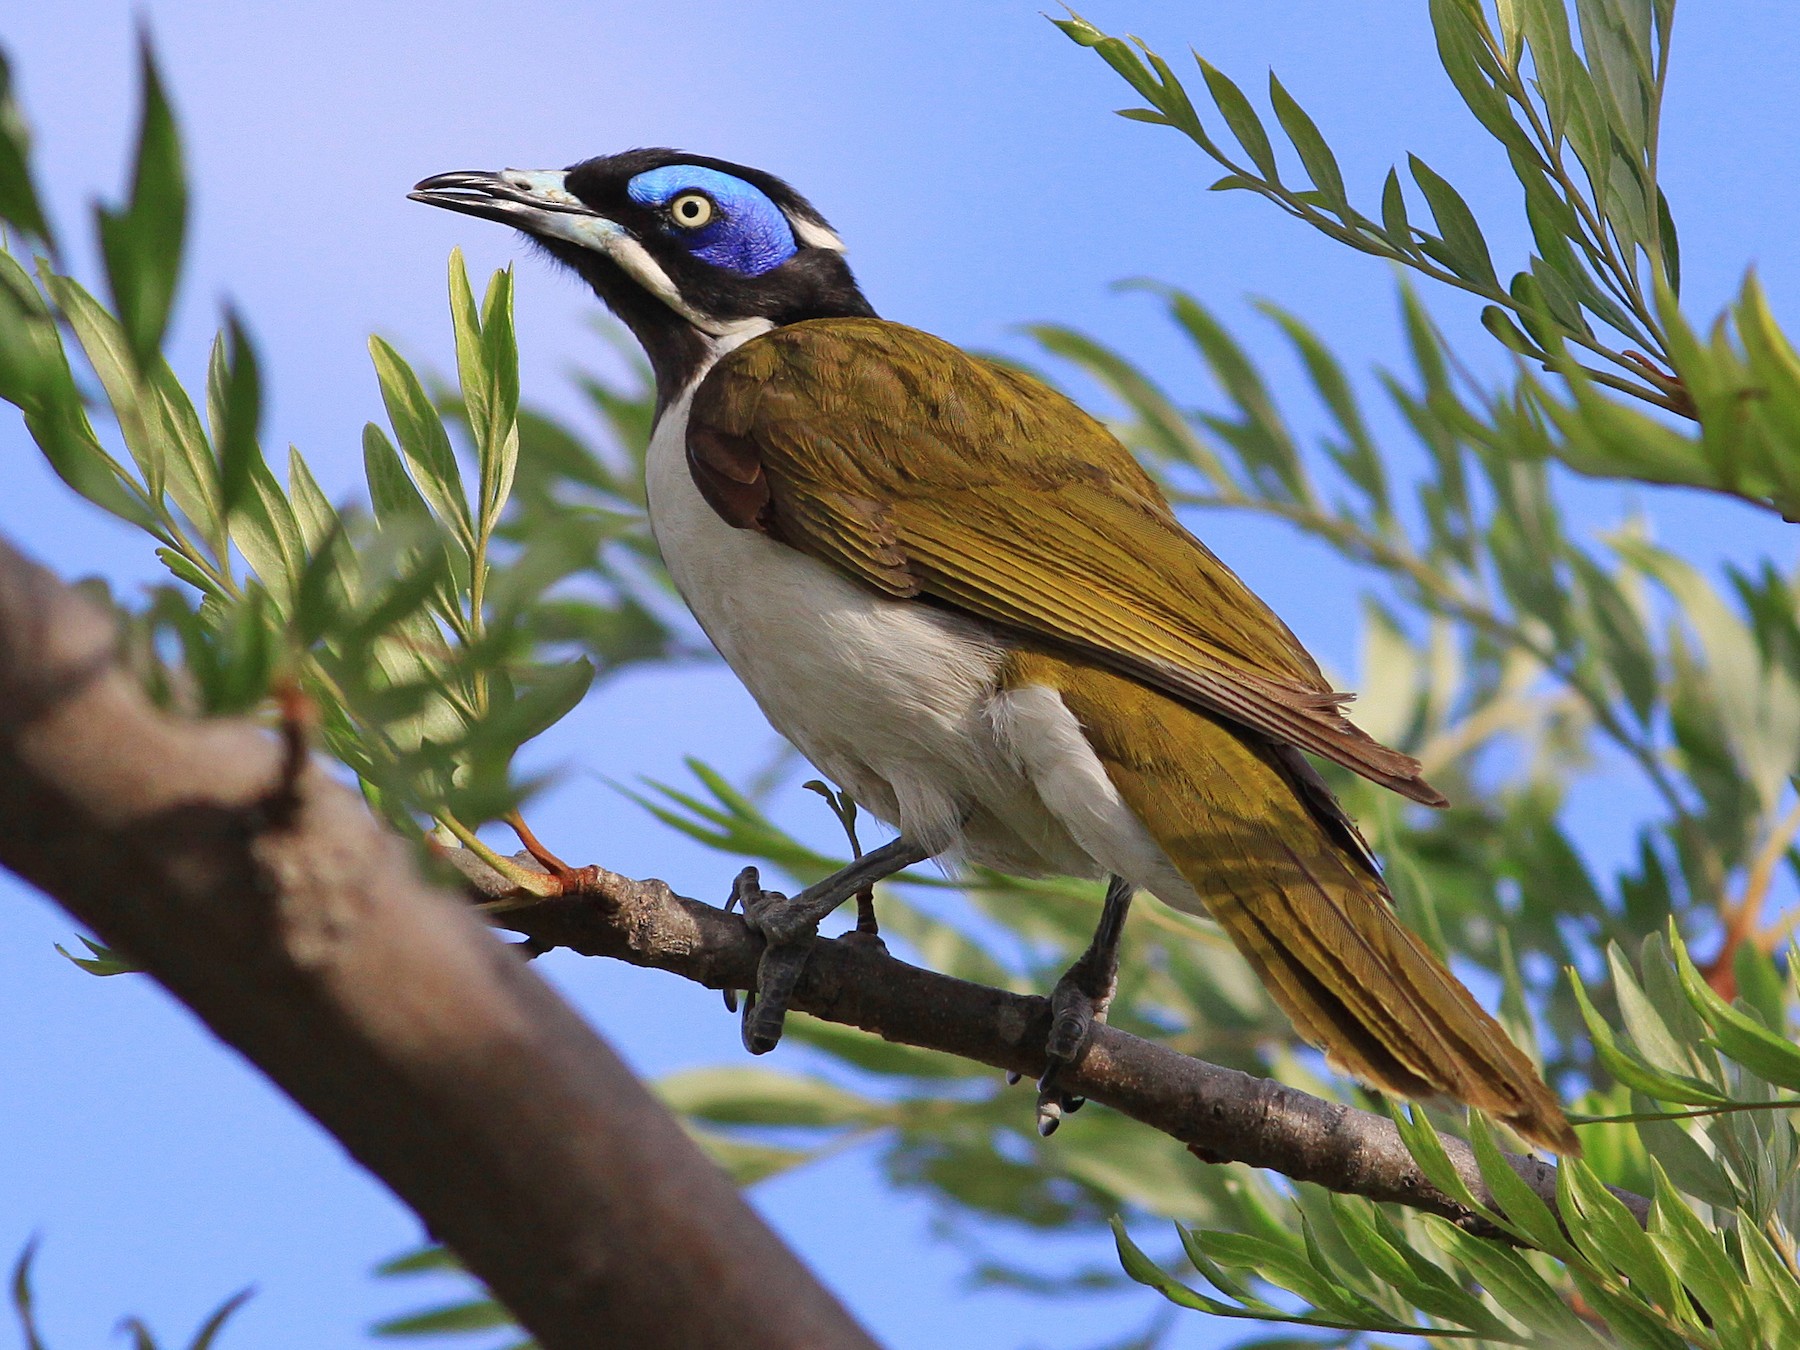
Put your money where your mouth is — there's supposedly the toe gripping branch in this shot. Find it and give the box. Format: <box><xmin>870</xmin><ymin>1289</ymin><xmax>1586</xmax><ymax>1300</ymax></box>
<box><xmin>734</xmin><ymin>835</ymin><xmax>930</xmax><ymax>1055</ymax></box>
<box><xmin>1032</xmin><ymin>874</ymin><xmax>1135</xmax><ymax>1136</ymax></box>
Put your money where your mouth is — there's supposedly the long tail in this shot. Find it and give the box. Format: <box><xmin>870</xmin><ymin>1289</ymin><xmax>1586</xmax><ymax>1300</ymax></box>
<box><xmin>1051</xmin><ymin>657</ymin><xmax>1577</xmax><ymax>1155</ymax></box>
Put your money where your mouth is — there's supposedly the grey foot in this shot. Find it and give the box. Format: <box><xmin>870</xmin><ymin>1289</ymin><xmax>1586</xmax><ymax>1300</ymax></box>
<box><xmin>723</xmin><ymin>836</ymin><xmax>932</xmax><ymax>1055</ymax></box>
<box><xmin>1034</xmin><ymin>974</ymin><xmax>1102</xmax><ymax>1136</ymax></box>
<box><xmin>732</xmin><ymin>866</ymin><xmax>821</xmax><ymax>1055</ymax></box>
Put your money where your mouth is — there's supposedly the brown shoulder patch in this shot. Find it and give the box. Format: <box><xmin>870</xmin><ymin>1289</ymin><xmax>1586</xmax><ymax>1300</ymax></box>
<box><xmin>687</xmin><ymin>423</ymin><xmax>771</xmax><ymax>531</ymax></box>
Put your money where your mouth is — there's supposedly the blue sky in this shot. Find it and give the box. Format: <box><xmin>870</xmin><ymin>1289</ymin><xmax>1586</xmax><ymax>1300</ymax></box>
<box><xmin>2</xmin><ymin>3</ymin><xmax>1798</xmax><ymax>1347</ymax></box>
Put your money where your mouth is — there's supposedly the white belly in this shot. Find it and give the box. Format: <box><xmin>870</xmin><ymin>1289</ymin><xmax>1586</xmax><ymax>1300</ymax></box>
<box><xmin>644</xmin><ymin>370</ymin><xmax>1201</xmax><ymax>907</ymax></box>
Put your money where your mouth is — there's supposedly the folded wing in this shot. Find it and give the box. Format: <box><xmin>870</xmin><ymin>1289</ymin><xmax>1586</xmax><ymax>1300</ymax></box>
<box><xmin>687</xmin><ymin>317</ymin><xmax>1446</xmax><ymax>806</ymax></box>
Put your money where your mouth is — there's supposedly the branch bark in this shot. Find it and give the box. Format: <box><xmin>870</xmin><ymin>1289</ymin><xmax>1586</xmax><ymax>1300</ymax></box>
<box><xmin>458</xmin><ymin>858</ymin><xmax>1651</xmax><ymax>1235</ymax></box>
<box><xmin>0</xmin><ymin>538</ymin><xmax>881</xmax><ymax>1350</ymax></box>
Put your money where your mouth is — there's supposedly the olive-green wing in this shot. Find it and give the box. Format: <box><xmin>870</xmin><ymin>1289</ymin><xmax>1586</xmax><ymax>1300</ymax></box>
<box><xmin>688</xmin><ymin>317</ymin><xmax>1444</xmax><ymax>805</ymax></box>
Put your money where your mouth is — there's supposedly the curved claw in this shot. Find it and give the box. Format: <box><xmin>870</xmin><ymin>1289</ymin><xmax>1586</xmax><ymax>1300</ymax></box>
<box><xmin>740</xmin><ymin>939</ymin><xmax>814</xmax><ymax>1054</ymax></box>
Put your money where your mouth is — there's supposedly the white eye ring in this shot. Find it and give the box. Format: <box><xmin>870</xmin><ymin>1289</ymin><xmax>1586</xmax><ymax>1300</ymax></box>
<box><xmin>669</xmin><ymin>192</ymin><xmax>715</xmax><ymax>229</ymax></box>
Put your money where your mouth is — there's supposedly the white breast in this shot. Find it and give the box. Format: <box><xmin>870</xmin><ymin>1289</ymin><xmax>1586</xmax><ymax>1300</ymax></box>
<box><xmin>643</xmin><ymin>351</ymin><xmax>1202</xmax><ymax>908</ymax></box>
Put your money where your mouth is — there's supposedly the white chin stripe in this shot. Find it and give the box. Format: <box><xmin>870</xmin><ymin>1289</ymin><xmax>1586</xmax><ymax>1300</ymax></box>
<box><xmin>601</xmin><ymin>233</ymin><xmax>773</xmax><ymax>342</ymax></box>
<box><xmin>789</xmin><ymin>215</ymin><xmax>846</xmax><ymax>252</ymax></box>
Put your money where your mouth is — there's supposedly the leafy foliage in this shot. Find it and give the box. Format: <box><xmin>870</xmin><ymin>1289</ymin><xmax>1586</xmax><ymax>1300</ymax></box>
<box><xmin>0</xmin><ymin>43</ymin><xmax>676</xmax><ymax>878</ymax></box>
<box><xmin>10</xmin><ymin>1241</ymin><xmax>250</xmax><ymax>1350</ymax></box>
<box><xmin>7</xmin><ymin>3</ymin><xmax>1800</xmax><ymax>1348</ymax></box>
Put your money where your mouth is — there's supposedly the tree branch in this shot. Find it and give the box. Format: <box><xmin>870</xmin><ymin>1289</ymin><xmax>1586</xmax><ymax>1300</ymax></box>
<box><xmin>0</xmin><ymin>537</ymin><xmax>881</xmax><ymax>1350</ymax></box>
<box><xmin>460</xmin><ymin>857</ymin><xmax>1652</xmax><ymax>1235</ymax></box>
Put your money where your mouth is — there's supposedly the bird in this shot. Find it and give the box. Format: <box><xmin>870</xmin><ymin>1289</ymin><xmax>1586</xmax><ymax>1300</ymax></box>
<box><xmin>410</xmin><ymin>149</ymin><xmax>1577</xmax><ymax>1154</ymax></box>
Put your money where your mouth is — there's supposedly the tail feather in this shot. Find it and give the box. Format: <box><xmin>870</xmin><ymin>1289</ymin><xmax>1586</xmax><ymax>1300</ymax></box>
<box><xmin>1051</xmin><ymin>659</ymin><xmax>1577</xmax><ymax>1155</ymax></box>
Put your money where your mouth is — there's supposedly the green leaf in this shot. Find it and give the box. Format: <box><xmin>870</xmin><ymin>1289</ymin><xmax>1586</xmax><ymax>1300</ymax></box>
<box><xmin>1327</xmin><ymin>1195</ymin><xmax>1509</xmax><ymax>1334</ymax></box>
<box><xmin>10</xmin><ymin>1239</ymin><xmax>46</xmax><ymax>1350</ymax></box>
<box><xmin>1266</xmin><ymin>74</ymin><xmax>1345</xmax><ymax>207</ymax></box>
<box><xmin>1468</xmin><ymin>1113</ymin><xmax>1576</xmax><ymax>1258</ymax></box>
<box><xmin>185</xmin><ymin>1289</ymin><xmax>253</xmax><ymax>1350</ymax></box>
<box><xmin>1571</xmin><ymin>971</ymin><xmax>1729</xmax><ymax>1105</ymax></box>
<box><xmin>1571</xmin><ymin>551</ymin><xmax>1657</xmax><ymax>722</ymax></box>
<box><xmin>1388</xmin><ymin>1101</ymin><xmax>1482</xmax><ymax>1212</ymax></box>
<box><xmin>1674</xmin><ymin>937</ymin><xmax>1800</xmax><ymax>1092</ymax></box>
<box><xmin>371</xmin><ymin>1299</ymin><xmax>515</xmax><ymax>1337</ymax></box>
<box><xmin>1560</xmin><ymin>1155</ymin><xmax>1679</xmax><ymax>1308</ymax></box>
<box><xmin>214</xmin><ymin>310</ymin><xmax>262</xmax><ymax>519</ymax></box>
<box><xmin>1481</xmin><ymin>304</ymin><xmax>1542</xmax><ymax>357</ymax></box>
<box><xmin>373</xmin><ymin>1245</ymin><xmax>460</xmax><ymax>1279</ymax></box>
<box><xmin>0</xmin><ymin>53</ymin><xmax>52</xmax><ymax>245</ymax></box>
<box><xmin>285</xmin><ymin>448</ymin><xmax>340</xmax><ymax>553</ymax></box>
<box><xmin>55</xmin><ymin>933</ymin><xmax>139</xmax><ymax>976</ymax></box>
<box><xmin>369</xmin><ymin>334</ymin><xmax>473</xmax><ymax>550</ymax></box>
<box><xmin>1379</xmin><ymin>166</ymin><xmax>1412</xmax><ymax>249</ymax></box>
<box><xmin>94</xmin><ymin>33</ymin><xmax>186</xmax><ymax>372</ymax></box>
<box><xmin>1647</xmin><ymin>1161</ymin><xmax>1754</xmax><ymax>1335</ymax></box>
<box><xmin>658</xmin><ymin>1066</ymin><xmax>888</xmax><ymax>1128</ymax></box>
<box><xmin>1408</xmin><ymin>154</ymin><xmax>1498</xmax><ymax>289</ymax></box>
<box><xmin>476</xmin><ymin>264</ymin><xmax>521</xmax><ymax>532</ymax></box>
<box><xmin>1427</xmin><ymin>1217</ymin><xmax>1604</xmax><ymax>1343</ymax></box>
<box><xmin>1196</xmin><ymin>58</ymin><xmax>1278</xmax><ymax>181</ymax></box>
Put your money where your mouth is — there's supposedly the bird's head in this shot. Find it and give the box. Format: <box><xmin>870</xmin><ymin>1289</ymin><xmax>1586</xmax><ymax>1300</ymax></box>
<box><xmin>410</xmin><ymin>149</ymin><xmax>873</xmax><ymax>401</ymax></box>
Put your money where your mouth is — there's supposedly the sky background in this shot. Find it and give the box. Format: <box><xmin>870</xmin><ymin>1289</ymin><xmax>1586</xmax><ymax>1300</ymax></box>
<box><xmin>2</xmin><ymin>3</ymin><xmax>1798</xmax><ymax>1347</ymax></box>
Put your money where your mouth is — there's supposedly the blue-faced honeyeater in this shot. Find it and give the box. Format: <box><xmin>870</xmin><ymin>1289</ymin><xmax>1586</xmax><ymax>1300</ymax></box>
<box><xmin>411</xmin><ymin>150</ymin><xmax>1574</xmax><ymax>1154</ymax></box>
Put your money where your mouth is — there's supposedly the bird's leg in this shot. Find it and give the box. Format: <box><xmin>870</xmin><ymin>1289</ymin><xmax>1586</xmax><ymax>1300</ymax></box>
<box><xmin>735</xmin><ymin>834</ymin><xmax>930</xmax><ymax>1055</ymax></box>
<box><xmin>1033</xmin><ymin>874</ymin><xmax>1135</xmax><ymax>1137</ymax></box>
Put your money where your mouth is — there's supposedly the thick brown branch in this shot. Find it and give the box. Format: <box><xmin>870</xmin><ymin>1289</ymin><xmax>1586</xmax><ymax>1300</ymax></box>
<box><xmin>0</xmin><ymin>539</ymin><xmax>880</xmax><ymax>1350</ymax></box>
<box><xmin>475</xmin><ymin>859</ymin><xmax>1651</xmax><ymax>1234</ymax></box>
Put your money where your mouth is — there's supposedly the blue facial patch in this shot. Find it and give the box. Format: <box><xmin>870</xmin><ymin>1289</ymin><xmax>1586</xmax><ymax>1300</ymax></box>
<box><xmin>627</xmin><ymin>165</ymin><xmax>798</xmax><ymax>276</ymax></box>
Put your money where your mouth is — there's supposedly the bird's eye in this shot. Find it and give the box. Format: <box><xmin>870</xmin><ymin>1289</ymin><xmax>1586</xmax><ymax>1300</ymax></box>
<box><xmin>669</xmin><ymin>192</ymin><xmax>715</xmax><ymax>229</ymax></box>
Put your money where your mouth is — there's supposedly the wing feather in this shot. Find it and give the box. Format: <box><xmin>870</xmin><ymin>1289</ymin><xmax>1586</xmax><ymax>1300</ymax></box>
<box><xmin>688</xmin><ymin>317</ymin><xmax>1446</xmax><ymax>805</ymax></box>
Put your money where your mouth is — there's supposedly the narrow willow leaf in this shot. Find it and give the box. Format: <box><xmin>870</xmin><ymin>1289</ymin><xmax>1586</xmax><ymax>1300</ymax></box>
<box><xmin>43</xmin><ymin>267</ymin><xmax>164</xmax><ymax>497</ymax></box>
<box><xmin>1607</xmin><ymin>942</ymin><xmax>1694</xmax><ymax>1077</ymax></box>
<box><xmin>363</xmin><ymin>422</ymin><xmax>432</xmax><ymax>527</ymax></box>
<box><xmin>1567</xmin><ymin>1269</ymin><xmax>1692</xmax><ymax>1350</ymax></box>
<box><xmin>371</xmin><ymin>1299</ymin><xmax>515</xmax><ymax>1336</ymax></box>
<box><xmin>1379</xmin><ymin>167</ymin><xmax>1412</xmax><ymax>249</ymax></box>
<box><xmin>1647</xmin><ymin>1162</ymin><xmax>1754</xmax><ymax>1335</ymax></box>
<box><xmin>55</xmin><ymin>934</ymin><xmax>139</xmax><ymax>977</ymax></box>
<box><xmin>286</xmin><ymin>449</ymin><xmax>340</xmax><ymax>554</ymax></box>
<box><xmin>1570</xmin><ymin>973</ymin><xmax>1729</xmax><ymax>1105</ymax></box>
<box><xmin>1408</xmin><ymin>155</ymin><xmax>1498</xmax><ymax>289</ymax></box>
<box><xmin>1467</xmin><ymin>1113</ymin><xmax>1574</xmax><ymax>1257</ymax></box>
<box><xmin>214</xmin><ymin>309</ymin><xmax>261</xmax><ymax>518</ymax></box>
<box><xmin>477</xmin><ymin>264</ymin><xmax>520</xmax><ymax>532</ymax></box>
<box><xmin>1481</xmin><ymin>305</ymin><xmax>1541</xmax><ymax>356</ymax></box>
<box><xmin>1185</xmin><ymin>1229</ymin><xmax>1390</xmax><ymax>1322</ymax></box>
<box><xmin>1426</xmin><ymin>1218</ymin><xmax>1604</xmax><ymax>1343</ymax></box>
<box><xmin>94</xmin><ymin>33</ymin><xmax>186</xmax><ymax>372</ymax></box>
<box><xmin>1207</xmin><ymin>173</ymin><xmax>1261</xmax><ymax>193</ymax></box>
<box><xmin>1655</xmin><ymin>187</ymin><xmax>1681</xmax><ymax>295</ymax></box>
<box><xmin>1266</xmin><ymin>74</ymin><xmax>1345</xmax><ymax>206</ymax></box>
<box><xmin>186</xmin><ymin>1289</ymin><xmax>253</xmax><ymax>1350</ymax></box>
<box><xmin>1573</xmin><ymin>0</ymin><xmax>1650</xmax><ymax>150</ymax></box>
<box><xmin>447</xmin><ymin>249</ymin><xmax>490</xmax><ymax>461</ymax></box>
<box><xmin>155</xmin><ymin>545</ymin><xmax>220</xmax><ymax>597</ymax></box>
<box><xmin>1327</xmin><ymin>1195</ymin><xmax>1508</xmax><ymax>1333</ymax></box>
<box><xmin>657</xmin><ymin>1066</ymin><xmax>889</xmax><ymax>1128</ymax></box>
<box><xmin>369</xmin><ymin>334</ymin><xmax>473</xmax><ymax>550</ymax></box>
<box><xmin>1263</xmin><ymin>301</ymin><xmax>1390</xmax><ymax>515</ymax></box>
<box><xmin>1196</xmin><ymin>58</ymin><xmax>1278</xmax><ymax>181</ymax></box>
<box><xmin>1674</xmin><ymin>938</ymin><xmax>1800</xmax><ymax>1092</ymax></box>
<box><xmin>0</xmin><ymin>53</ymin><xmax>52</xmax><ymax>244</ymax></box>
<box><xmin>1571</xmin><ymin>552</ymin><xmax>1657</xmax><ymax>722</ymax></box>
<box><xmin>1114</xmin><ymin>1221</ymin><xmax>1238</xmax><ymax>1314</ymax></box>
<box><xmin>1430</xmin><ymin>0</ymin><xmax>1533</xmax><ymax>154</ymax></box>
<box><xmin>1560</xmin><ymin>1156</ymin><xmax>1678</xmax><ymax>1307</ymax></box>
<box><xmin>1388</xmin><ymin>1101</ymin><xmax>1482</xmax><ymax>1212</ymax></box>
